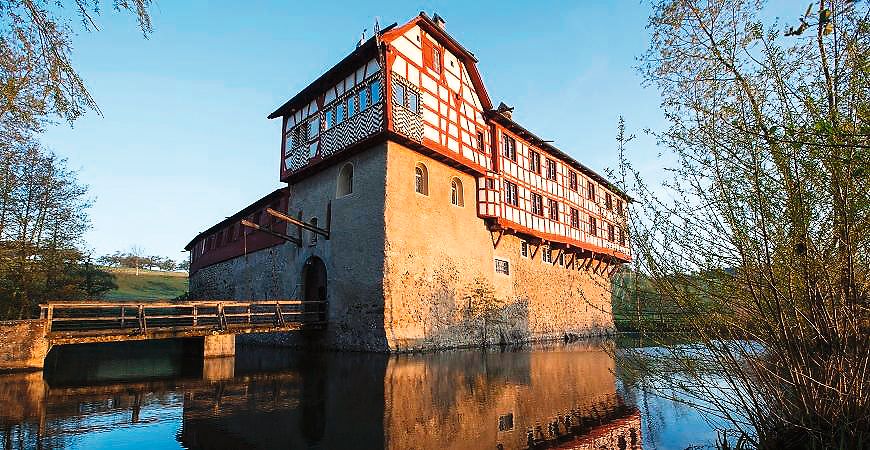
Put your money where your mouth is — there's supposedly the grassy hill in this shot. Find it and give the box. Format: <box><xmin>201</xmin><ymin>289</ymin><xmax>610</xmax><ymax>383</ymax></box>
<box><xmin>103</xmin><ymin>268</ymin><xmax>188</xmax><ymax>301</ymax></box>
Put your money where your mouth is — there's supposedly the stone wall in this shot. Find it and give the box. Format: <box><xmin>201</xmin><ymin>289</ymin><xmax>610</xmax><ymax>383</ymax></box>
<box><xmin>382</xmin><ymin>141</ymin><xmax>615</xmax><ymax>351</ymax></box>
<box><xmin>0</xmin><ymin>319</ymin><xmax>49</xmax><ymax>371</ymax></box>
<box><xmin>190</xmin><ymin>140</ymin><xmax>617</xmax><ymax>352</ymax></box>
<box><xmin>190</xmin><ymin>143</ymin><xmax>389</xmax><ymax>350</ymax></box>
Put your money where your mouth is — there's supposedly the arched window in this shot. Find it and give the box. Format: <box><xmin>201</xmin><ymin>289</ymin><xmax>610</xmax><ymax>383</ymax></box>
<box><xmin>450</xmin><ymin>177</ymin><xmax>464</xmax><ymax>206</ymax></box>
<box><xmin>415</xmin><ymin>163</ymin><xmax>428</xmax><ymax>195</ymax></box>
<box><xmin>337</xmin><ymin>163</ymin><xmax>353</xmax><ymax>197</ymax></box>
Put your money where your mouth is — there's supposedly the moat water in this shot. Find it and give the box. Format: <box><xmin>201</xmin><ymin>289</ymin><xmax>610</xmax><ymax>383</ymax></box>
<box><xmin>0</xmin><ymin>338</ymin><xmax>720</xmax><ymax>449</ymax></box>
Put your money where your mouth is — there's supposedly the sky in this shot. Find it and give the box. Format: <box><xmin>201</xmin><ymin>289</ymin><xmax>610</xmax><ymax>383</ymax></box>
<box><xmin>41</xmin><ymin>1</ymin><xmax>669</xmax><ymax>260</ymax></box>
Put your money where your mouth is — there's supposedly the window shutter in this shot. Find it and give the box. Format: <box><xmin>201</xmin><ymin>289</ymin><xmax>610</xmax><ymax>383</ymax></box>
<box><xmin>422</xmin><ymin>39</ymin><xmax>434</xmax><ymax>69</ymax></box>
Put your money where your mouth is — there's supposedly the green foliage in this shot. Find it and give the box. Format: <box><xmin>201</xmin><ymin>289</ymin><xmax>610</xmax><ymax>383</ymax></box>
<box><xmin>0</xmin><ymin>0</ymin><xmax>153</xmax><ymax>142</ymax></box>
<box><xmin>619</xmin><ymin>0</ymin><xmax>870</xmax><ymax>447</ymax></box>
<box><xmin>102</xmin><ymin>269</ymin><xmax>188</xmax><ymax>301</ymax></box>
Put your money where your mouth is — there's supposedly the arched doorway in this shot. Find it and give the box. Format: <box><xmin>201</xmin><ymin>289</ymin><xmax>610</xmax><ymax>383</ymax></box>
<box><xmin>301</xmin><ymin>256</ymin><xmax>327</xmax><ymax>305</ymax></box>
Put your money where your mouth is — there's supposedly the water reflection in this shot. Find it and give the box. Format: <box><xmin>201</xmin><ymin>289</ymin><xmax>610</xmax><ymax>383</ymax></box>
<box><xmin>0</xmin><ymin>340</ymin><xmax>642</xmax><ymax>449</ymax></box>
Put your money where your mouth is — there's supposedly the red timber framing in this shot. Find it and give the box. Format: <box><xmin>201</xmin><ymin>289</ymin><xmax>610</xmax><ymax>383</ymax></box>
<box><xmin>381</xmin><ymin>13</ymin><xmax>493</xmax><ymax>176</ymax></box>
<box><xmin>184</xmin><ymin>188</ymin><xmax>291</xmax><ymax>274</ymax></box>
<box><xmin>252</xmin><ymin>12</ymin><xmax>631</xmax><ymax>269</ymax></box>
<box><xmin>487</xmin><ymin>115</ymin><xmax>631</xmax><ymax>262</ymax></box>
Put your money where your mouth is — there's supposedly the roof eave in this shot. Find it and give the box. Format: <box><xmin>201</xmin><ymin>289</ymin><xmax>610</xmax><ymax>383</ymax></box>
<box><xmin>486</xmin><ymin>111</ymin><xmax>634</xmax><ymax>202</ymax></box>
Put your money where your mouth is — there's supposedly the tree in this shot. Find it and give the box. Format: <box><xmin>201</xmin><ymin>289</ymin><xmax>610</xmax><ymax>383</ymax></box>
<box><xmin>461</xmin><ymin>277</ymin><xmax>506</xmax><ymax>345</ymax></box>
<box><xmin>619</xmin><ymin>0</ymin><xmax>869</xmax><ymax>447</ymax></box>
<box><xmin>1</xmin><ymin>0</ymin><xmax>153</xmax><ymax>144</ymax></box>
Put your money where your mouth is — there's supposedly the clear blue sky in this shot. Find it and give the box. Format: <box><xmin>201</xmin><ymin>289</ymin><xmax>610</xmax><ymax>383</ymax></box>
<box><xmin>41</xmin><ymin>1</ymin><xmax>668</xmax><ymax>260</ymax></box>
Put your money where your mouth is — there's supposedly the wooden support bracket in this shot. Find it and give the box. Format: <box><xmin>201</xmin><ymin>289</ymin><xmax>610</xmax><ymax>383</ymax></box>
<box><xmin>240</xmin><ymin>219</ymin><xmax>302</xmax><ymax>246</ymax></box>
<box><xmin>266</xmin><ymin>208</ymin><xmax>330</xmax><ymax>240</ymax></box>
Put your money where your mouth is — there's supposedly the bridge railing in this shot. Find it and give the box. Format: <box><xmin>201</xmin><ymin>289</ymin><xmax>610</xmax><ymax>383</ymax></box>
<box><xmin>39</xmin><ymin>300</ymin><xmax>326</xmax><ymax>335</ymax></box>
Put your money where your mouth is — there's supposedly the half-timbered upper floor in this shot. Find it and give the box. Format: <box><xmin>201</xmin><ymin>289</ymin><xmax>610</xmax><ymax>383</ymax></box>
<box><xmin>267</xmin><ymin>12</ymin><xmax>631</xmax><ymax>262</ymax></box>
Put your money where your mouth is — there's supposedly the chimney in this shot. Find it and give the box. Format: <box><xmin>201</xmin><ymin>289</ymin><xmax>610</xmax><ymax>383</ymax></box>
<box><xmin>496</xmin><ymin>102</ymin><xmax>514</xmax><ymax>120</ymax></box>
<box><xmin>433</xmin><ymin>13</ymin><xmax>447</xmax><ymax>30</ymax></box>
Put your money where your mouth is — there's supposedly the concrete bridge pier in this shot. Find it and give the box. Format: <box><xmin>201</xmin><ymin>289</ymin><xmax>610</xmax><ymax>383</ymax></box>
<box><xmin>202</xmin><ymin>334</ymin><xmax>235</xmax><ymax>381</ymax></box>
<box><xmin>203</xmin><ymin>334</ymin><xmax>235</xmax><ymax>358</ymax></box>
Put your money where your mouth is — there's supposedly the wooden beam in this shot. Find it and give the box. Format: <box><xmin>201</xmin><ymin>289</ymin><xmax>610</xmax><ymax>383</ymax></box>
<box><xmin>240</xmin><ymin>220</ymin><xmax>302</xmax><ymax>246</ymax></box>
<box><xmin>266</xmin><ymin>208</ymin><xmax>330</xmax><ymax>239</ymax></box>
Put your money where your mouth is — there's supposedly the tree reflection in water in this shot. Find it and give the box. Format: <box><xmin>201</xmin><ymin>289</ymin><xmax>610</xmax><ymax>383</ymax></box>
<box><xmin>0</xmin><ymin>339</ymin><xmax>648</xmax><ymax>449</ymax></box>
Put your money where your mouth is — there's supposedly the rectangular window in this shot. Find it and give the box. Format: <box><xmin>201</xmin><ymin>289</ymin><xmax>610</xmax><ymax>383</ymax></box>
<box><xmin>587</xmin><ymin>180</ymin><xmax>596</xmax><ymax>201</ymax></box>
<box><xmin>542</xmin><ymin>245</ymin><xmax>552</xmax><ymax>263</ymax></box>
<box><xmin>531</xmin><ymin>193</ymin><xmax>544</xmax><ymax>216</ymax></box>
<box><xmin>589</xmin><ymin>216</ymin><xmax>597</xmax><ymax>236</ymax></box>
<box><xmin>347</xmin><ymin>96</ymin><xmax>356</xmax><ymax>117</ymax></box>
<box><xmin>393</xmin><ymin>82</ymin><xmax>406</xmax><ymax>106</ymax></box>
<box><xmin>530</xmin><ymin>151</ymin><xmax>541</xmax><ymax>174</ymax></box>
<box><xmin>477</xmin><ymin>131</ymin><xmax>485</xmax><ymax>153</ymax></box>
<box><xmin>336</xmin><ymin>102</ymin><xmax>345</xmax><ymax>124</ymax></box>
<box><xmin>605</xmin><ymin>192</ymin><xmax>613</xmax><ymax>210</ymax></box>
<box><xmin>307</xmin><ymin>117</ymin><xmax>320</xmax><ymax>140</ymax></box>
<box><xmin>570</xmin><ymin>207</ymin><xmax>579</xmax><ymax>228</ymax></box>
<box><xmin>569</xmin><ymin>171</ymin><xmax>578</xmax><ymax>191</ymax></box>
<box><xmin>547</xmin><ymin>198</ymin><xmax>559</xmax><ymax>221</ymax></box>
<box><xmin>495</xmin><ymin>258</ymin><xmax>510</xmax><ymax>275</ymax></box>
<box><xmin>608</xmin><ymin>223</ymin><xmax>615</xmax><ymax>242</ymax></box>
<box><xmin>485</xmin><ymin>177</ymin><xmax>496</xmax><ymax>189</ymax></box>
<box><xmin>616</xmin><ymin>199</ymin><xmax>624</xmax><ymax>217</ymax></box>
<box><xmin>546</xmin><ymin>159</ymin><xmax>557</xmax><ymax>181</ymax></box>
<box><xmin>498</xmin><ymin>413</ymin><xmax>514</xmax><ymax>432</ymax></box>
<box><xmin>325</xmin><ymin>108</ymin><xmax>334</xmax><ymax>129</ymax></box>
<box><xmin>502</xmin><ymin>134</ymin><xmax>516</xmax><ymax>161</ymax></box>
<box><xmin>504</xmin><ymin>181</ymin><xmax>519</xmax><ymax>206</ymax></box>
<box><xmin>359</xmin><ymin>88</ymin><xmax>369</xmax><ymax>110</ymax></box>
<box><xmin>408</xmin><ymin>90</ymin><xmax>419</xmax><ymax>113</ymax></box>
<box><xmin>619</xmin><ymin>228</ymin><xmax>626</xmax><ymax>246</ymax></box>
<box><xmin>370</xmin><ymin>79</ymin><xmax>382</xmax><ymax>103</ymax></box>
<box><xmin>520</xmin><ymin>241</ymin><xmax>529</xmax><ymax>258</ymax></box>
<box><xmin>433</xmin><ymin>47</ymin><xmax>442</xmax><ymax>73</ymax></box>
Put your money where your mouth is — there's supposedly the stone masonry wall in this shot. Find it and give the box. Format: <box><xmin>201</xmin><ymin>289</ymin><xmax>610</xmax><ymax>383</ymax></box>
<box><xmin>190</xmin><ymin>143</ymin><xmax>389</xmax><ymax>351</ymax></box>
<box><xmin>382</xmin><ymin>141</ymin><xmax>615</xmax><ymax>351</ymax></box>
<box><xmin>191</xmin><ymin>140</ymin><xmax>617</xmax><ymax>352</ymax></box>
<box><xmin>0</xmin><ymin>320</ymin><xmax>49</xmax><ymax>371</ymax></box>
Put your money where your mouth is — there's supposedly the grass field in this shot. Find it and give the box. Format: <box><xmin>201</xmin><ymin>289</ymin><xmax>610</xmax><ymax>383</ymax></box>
<box><xmin>103</xmin><ymin>268</ymin><xmax>189</xmax><ymax>301</ymax></box>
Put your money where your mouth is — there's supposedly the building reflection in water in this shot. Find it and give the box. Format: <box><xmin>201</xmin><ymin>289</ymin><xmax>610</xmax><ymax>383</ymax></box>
<box><xmin>0</xmin><ymin>339</ymin><xmax>641</xmax><ymax>449</ymax></box>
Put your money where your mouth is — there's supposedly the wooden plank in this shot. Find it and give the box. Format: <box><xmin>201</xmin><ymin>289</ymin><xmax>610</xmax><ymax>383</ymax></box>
<box><xmin>265</xmin><ymin>208</ymin><xmax>330</xmax><ymax>239</ymax></box>
<box><xmin>240</xmin><ymin>219</ymin><xmax>302</xmax><ymax>245</ymax></box>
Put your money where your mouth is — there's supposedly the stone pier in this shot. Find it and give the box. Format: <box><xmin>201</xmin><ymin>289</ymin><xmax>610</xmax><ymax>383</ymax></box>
<box><xmin>0</xmin><ymin>320</ymin><xmax>49</xmax><ymax>371</ymax></box>
<box><xmin>203</xmin><ymin>334</ymin><xmax>236</xmax><ymax>358</ymax></box>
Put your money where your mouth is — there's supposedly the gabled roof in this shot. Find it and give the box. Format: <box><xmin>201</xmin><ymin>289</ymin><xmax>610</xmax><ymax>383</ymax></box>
<box><xmin>269</xmin><ymin>13</ymin><xmax>494</xmax><ymax>121</ymax></box>
<box><xmin>486</xmin><ymin>111</ymin><xmax>634</xmax><ymax>202</ymax></box>
<box><xmin>267</xmin><ymin>23</ymin><xmax>397</xmax><ymax>120</ymax></box>
<box><xmin>381</xmin><ymin>12</ymin><xmax>492</xmax><ymax>111</ymax></box>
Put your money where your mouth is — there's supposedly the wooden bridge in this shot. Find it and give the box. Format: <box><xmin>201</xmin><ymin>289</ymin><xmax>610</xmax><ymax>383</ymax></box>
<box><xmin>0</xmin><ymin>300</ymin><xmax>327</xmax><ymax>371</ymax></box>
<box><xmin>39</xmin><ymin>300</ymin><xmax>326</xmax><ymax>345</ymax></box>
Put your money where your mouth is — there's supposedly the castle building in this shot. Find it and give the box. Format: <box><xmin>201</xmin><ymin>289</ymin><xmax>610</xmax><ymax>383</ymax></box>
<box><xmin>185</xmin><ymin>13</ymin><xmax>631</xmax><ymax>351</ymax></box>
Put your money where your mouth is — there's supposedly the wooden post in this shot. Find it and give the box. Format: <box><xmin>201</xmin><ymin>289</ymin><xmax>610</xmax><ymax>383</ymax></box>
<box><xmin>193</xmin><ymin>305</ymin><xmax>198</xmax><ymax>327</ymax></box>
<box><xmin>138</xmin><ymin>304</ymin><xmax>145</xmax><ymax>333</ymax></box>
<box><xmin>275</xmin><ymin>302</ymin><xmax>286</xmax><ymax>326</ymax></box>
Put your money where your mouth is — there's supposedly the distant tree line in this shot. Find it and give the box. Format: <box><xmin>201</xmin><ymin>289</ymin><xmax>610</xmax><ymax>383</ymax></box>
<box><xmin>97</xmin><ymin>249</ymin><xmax>189</xmax><ymax>273</ymax></box>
